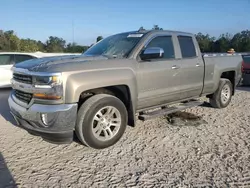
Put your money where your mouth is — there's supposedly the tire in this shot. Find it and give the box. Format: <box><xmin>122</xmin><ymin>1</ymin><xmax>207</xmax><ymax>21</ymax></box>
<box><xmin>75</xmin><ymin>94</ymin><xmax>128</xmax><ymax>149</ymax></box>
<box><xmin>209</xmin><ymin>78</ymin><xmax>233</xmax><ymax>108</ymax></box>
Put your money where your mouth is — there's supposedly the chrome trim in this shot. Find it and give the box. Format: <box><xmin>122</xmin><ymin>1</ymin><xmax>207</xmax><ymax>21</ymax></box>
<box><xmin>11</xmin><ymin>68</ymin><xmax>64</xmax><ymax>107</ymax></box>
<box><xmin>34</xmin><ymin>85</ymin><xmax>52</xmax><ymax>89</ymax></box>
<box><xmin>10</xmin><ymin>92</ymin><xmax>30</xmax><ymax>108</ymax></box>
<box><xmin>143</xmin><ymin>47</ymin><xmax>164</xmax><ymax>57</ymax></box>
<box><xmin>13</xmin><ymin>67</ymin><xmax>61</xmax><ymax>76</ymax></box>
<box><xmin>11</xmin><ymin>79</ymin><xmax>53</xmax><ymax>94</ymax></box>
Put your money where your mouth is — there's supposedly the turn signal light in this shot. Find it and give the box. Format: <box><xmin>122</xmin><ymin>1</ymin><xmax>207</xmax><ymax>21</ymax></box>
<box><xmin>33</xmin><ymin>93</ymin><xmax>61</xmax><ymax>100</ymax></box>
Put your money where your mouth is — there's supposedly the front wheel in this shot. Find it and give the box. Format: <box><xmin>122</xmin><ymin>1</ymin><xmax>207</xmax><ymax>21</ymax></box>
<box><xmin>75</xmin><ymin>94</ymin><xmax>128</xmax><ymax>149</ymax></box>
<box><xmin>209</xmin><ymin>78</ymin><xmax>233</xmax><ymax>108</ymax></box>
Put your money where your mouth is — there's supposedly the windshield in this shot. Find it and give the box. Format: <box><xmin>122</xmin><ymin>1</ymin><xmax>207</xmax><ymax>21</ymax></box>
<box><xmin>83</xmin><ymin>33</ymin><xmax>144</xmax><ymax>58</ymax></box>
<box><xmin>243</xmin><ymin>55</ymin><xmax>250</xmax><ymax>64</ymax></box>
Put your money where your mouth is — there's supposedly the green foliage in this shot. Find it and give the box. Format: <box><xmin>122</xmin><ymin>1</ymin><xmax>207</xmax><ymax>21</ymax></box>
<box><xmin>20</xmin><ymin>39</ymin><xmax>39</xmax><ymax>52</ymax></box>
<box><xmin>0</xmin><ymin>29</ymin><xmax>249</xmax><ymax>53</ymax></box>
<box><xmin>96</xmin><ymin>36</ymin><xmax>103</xmax><ymax>42</ymax></box>
<box><xmin>37</xmin><ymin>40</ymin><xmax>46</xmax><ymax>52</ymax></box>
<box><xmin>45</xmin><ymin>36</ymin><xmax>66</xmax><ymax>52</ymax></box>
<box><xmin>65</xmin><ymin>43</ymin><xmax>89</xmax><ymax>53</ymax></box>
<box><xmin>3</xmin><ymin>30</ymin><xmax>20</xmax><ymax>51</ymax></box>
<box><xmin>0</xmin><ymin>30</ymin><xmax>9</xmax><ymax>51</ymax></box>
<box><xmin>195</xmin><ymin>33</ymin><xmax>215</xmax><ymax>52</ymax></box>
<box><xmin>196</xmin><ymin>30</ymin><xmax>250</xmax><ymax>53</ymax></box>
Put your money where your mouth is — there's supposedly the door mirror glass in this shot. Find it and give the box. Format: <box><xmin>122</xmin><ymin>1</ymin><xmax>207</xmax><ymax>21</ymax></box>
<box><xmin>140</xmin><ymin>47</ymin><xmax>164</xmax><ymax>60</ymax></box>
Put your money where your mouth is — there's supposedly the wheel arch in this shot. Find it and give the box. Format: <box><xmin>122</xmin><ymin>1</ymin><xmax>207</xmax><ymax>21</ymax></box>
<box><xmin>220</xmin><ymin>70</ymin><xmax>236</xmax><ymax>95</ymax></box>
<box><xmin>77</xmin><ymin>85</ymin><xmax>136</xmax><ymax>127</ymax></box>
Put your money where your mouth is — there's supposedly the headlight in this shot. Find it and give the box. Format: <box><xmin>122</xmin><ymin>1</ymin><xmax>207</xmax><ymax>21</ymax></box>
<box><xmin>34</xmin><ymin>75</ymin><xmax>62</xmax><ymax>86</ymax></box>
<box><xmin>33</xmin><ymin>74</ymin><xmax>63</xmax><ymax>100</ymax></box>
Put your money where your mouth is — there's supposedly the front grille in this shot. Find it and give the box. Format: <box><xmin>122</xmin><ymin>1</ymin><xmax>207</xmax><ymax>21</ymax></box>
<box><xmin>14</xmin><ymin>90</ymin><xmax>33</xmax><ymax>104</ymax></box>
<box><xmin>13</xmin><ymin>73</ymin><xmax>32</xmax><ymax>84</ymax></box>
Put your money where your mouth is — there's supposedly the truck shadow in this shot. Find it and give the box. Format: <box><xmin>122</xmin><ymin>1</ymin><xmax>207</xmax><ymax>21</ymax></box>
<box><xmin>163</xmin><ymin>111</ymin><xmax>207</xmax><ymax>127</ymax></box>
<box><xmin>0</xmin><ymin>88</ymin><xmax>16</xmax><ymax>124</ymax></box>
<box><xmin>0</xmin><ymin>153</ymin><xmax>16</xmax><ymax>187</ymax></box>
<box><xmin>200</xmin><ymin>101</ymin><xmax>213</xmax><ymax>108</ymax></box>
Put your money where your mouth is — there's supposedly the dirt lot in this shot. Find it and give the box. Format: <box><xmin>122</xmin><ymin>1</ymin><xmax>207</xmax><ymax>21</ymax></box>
<box><xmin>1</xmin><ymin>88</ymin><xmax>250</xmax><ymax>188</ymax></box>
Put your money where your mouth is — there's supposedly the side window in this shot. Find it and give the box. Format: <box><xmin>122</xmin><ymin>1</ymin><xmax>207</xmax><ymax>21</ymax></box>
<box><xmin>146</xmin><ymin>36</ymin><xmax>175</xmax><ymax>59</ymax></box>
<box><xmin>178</xmin><ymin>36</ymin><xmax>197</xmax><ymax>58</ymax></box>
<box><xmin>14</xmin><ymin>55</ymin><xmax>35</xmax><ymax>64</ymax></box>
<box><xmin>0</xmin><ymin>55</ymin><xmax>12</xmax><ymax>65</ymax></box>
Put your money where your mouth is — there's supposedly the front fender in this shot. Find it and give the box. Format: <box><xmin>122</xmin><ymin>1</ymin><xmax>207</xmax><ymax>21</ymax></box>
<box><xmin>64</xmin><ymin>68</ymin><xmax>138</xmax><ymax>111</ymax></box>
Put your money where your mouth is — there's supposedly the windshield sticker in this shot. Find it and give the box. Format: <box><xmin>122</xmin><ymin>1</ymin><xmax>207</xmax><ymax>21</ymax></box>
<box><xmin>127</xmin><ymin>34</ymin><xmax>143</xmax><ymax>38</ymax></box>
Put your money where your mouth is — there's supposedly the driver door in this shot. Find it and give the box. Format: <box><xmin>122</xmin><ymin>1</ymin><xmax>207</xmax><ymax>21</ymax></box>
<box><xmin>137</xmin><ymin>35</ymin><xmax>182</xmax><ymax>109</ymax></box>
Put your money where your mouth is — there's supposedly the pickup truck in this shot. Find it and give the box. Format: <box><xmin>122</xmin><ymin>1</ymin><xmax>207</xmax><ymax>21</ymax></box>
<box><xmin>8</xmin><ymin>29</ymin><xmax>243</xmax><ymax>149</ymax></box>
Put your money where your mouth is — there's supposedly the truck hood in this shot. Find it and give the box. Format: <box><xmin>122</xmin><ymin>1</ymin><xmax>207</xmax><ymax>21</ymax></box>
<box><xmin>14</xmin><ymin>55</ymin><xmax>109</xmax><ymax>72</ymax></box>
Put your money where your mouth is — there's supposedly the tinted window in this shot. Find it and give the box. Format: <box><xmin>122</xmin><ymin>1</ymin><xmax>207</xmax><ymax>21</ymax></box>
<box><xmin>146</xmin><ymin>36</ymin><xmax>175</xmax><ymax>59</ymax></box>
<box><xmin>178</xmin><ymin>36</ymin><xmax>196</xmax><ymax>58</ymax></box>
<box><xmin>14</xmin><ymin>55</ymin><xmax>35</xmax><ymax>64</ymax></box>
<box><xmin>243</xmin><ymin>55</ymin><xmax>250</xmax><ymax>64</ymax></box>
<box><xmin>0</xmin><ymin>55</ymin><xmax>12</xmax><ymax>65</ymax></box>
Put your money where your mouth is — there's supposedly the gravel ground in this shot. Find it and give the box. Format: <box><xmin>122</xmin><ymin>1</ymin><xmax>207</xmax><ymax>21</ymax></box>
<box><xmin>1</xmin><ymin>88</ymin><xmax>250</xmax><ymax>188</ymax></box>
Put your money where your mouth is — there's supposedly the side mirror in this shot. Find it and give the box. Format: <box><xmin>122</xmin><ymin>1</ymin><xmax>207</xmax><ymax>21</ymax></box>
<box><xmin>140</xmin><ymin>47</ymin><xmax>164</xmax><ymax>60</ymax></box>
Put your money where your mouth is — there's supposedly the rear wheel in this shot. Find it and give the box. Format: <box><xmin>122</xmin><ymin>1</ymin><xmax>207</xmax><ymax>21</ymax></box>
<box><xmin>209</xmin><ymin>78</ymin><xmax>233</xmax><ymax>108</ymax></box>
<box><xmin>76</xmin><ymin>94</ymin><xmax>127</xmax><ymax>149</ymax></box>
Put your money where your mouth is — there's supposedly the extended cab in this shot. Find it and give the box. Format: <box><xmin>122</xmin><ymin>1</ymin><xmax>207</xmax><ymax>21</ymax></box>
<box><xmin>8</xmin><ymin>30</ymin><xmax>243</xmax><ymax>149</ymax></box>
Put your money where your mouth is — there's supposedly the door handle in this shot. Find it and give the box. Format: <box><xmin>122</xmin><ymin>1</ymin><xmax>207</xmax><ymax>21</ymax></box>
<box><xmin>172</xmin><ymin>65</ymin><xmax>180</xmax><ymax>70</ymax></box>
<box><xmin>196</xmin><ymin>64</ymin><xmax>201</xmax><ymax>67</ymax></box>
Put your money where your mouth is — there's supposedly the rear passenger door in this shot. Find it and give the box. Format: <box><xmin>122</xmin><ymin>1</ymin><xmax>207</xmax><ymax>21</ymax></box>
<box><xmin>176</xmin><ymin>36</ymin><xmax>204</xmax><ymax>100</ymax></box>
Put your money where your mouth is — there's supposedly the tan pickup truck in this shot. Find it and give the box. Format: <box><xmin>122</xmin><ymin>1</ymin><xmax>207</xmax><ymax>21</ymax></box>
<box><xmin>8</xmin><ymin>29</ymin><xmax>243</xmax><ymax>149</ymax></box>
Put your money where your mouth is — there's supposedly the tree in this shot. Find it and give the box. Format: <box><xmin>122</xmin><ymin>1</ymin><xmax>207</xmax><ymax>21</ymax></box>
<box><xmin>20</xmin><ymin>39</ymin><xmax>39</xmax><ymax>52</ymax></box>
<box><xmin>96</xmin><ymin>36</ymin><xmax>103</xmax><ymax>42</ymax></box>
<box><xmin>3</xmin><ymin>30</ymin><xmax>20</xmax><ymax>51</ymax></box>
<box><xmin>37</xmin><ymin>40</ymin><xmax>46</xmax><ymax>52</ymax></box>
<box><xmin>213</xmin><ymin>33</ymin><xmax>232</xmax><ymax>52</ymax></box>
<box><xmin>0</xmin><ymin>28</ymin><xmax>250</xmax><ymax>53</ymax></box>
<box><xmin>0</xmin><ymin>30</ymin><xmax>9</xmax><ymax>51</ymax></box>
<box><xmin>65</xmin><ymin>42</ymin><xmax>89</xmax><ymax>53</ymax></box>
<box><xmin>231</xmin><ymin>30</ymin><xmax>250</xmax><ymax>52</ymax></box>
<box><xmin>45</xmin><ymin>36</ymin><xmax>66</xmax><ymax>52</ymax></box>
<box><xmin>195</xmin><ymin>33</ymin><xmax>215</xmax><ymax>52</ymax></box>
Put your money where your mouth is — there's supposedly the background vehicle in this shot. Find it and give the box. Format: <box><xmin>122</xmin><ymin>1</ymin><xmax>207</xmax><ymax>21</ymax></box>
<box><xmin>0</xmin><ymin>52</ymin><xmax>81</xmax><ymax>88</ymax></box>
<box><xmin>241</xmin><ymin>54</ymin><xmax>250</xmax><ymax>85</ymax></box>
<box><xmin>8</xmin><ymin>30</ymin><xmax>243</xmax><ymax>149</ymax></box>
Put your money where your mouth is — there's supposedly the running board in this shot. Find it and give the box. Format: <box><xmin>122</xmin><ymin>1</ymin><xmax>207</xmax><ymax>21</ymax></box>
<box><xmin>138</xmin><ymin>100</ymin><xmax>203</xmax><ymax>121</ymax></box>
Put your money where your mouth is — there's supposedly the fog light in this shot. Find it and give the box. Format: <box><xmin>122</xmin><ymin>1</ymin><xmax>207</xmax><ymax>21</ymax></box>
<box><xmin>41</xmin><ymin>113</ymin><xmax>55</xmax><ymax>127</ymax></box>
<box><xmin>41</xmin><ymin>114</ymin><xmax>49</xmax><ymax>126</ymax></box>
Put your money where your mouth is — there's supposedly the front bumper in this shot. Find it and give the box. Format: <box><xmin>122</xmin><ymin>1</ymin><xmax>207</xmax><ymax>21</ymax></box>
<box><xmin>8</xmin><ymin>93</ymin><xmax>78</xmax><ymax>144</ymax></box>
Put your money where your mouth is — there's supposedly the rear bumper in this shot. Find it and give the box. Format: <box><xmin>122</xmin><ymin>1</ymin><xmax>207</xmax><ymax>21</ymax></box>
<box><xmin>8</xmin><ymin>93</ymin><xmax>78</xmax><ymax>144</ymax></box>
